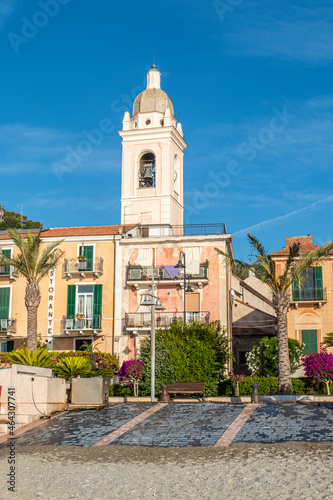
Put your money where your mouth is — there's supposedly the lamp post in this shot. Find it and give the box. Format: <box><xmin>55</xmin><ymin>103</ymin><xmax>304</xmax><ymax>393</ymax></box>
<box><xmin>140</xmin><ymin>275</ymin><xmax>165</xmax><ymax>402</ymax></box>
<box><xmin>175</xmin><ymin>251</ymin><xmax>193</xmax><ymax>324</ymax></box>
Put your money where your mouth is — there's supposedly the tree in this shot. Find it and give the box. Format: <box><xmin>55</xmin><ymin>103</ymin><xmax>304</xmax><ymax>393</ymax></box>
<box><xmin>216</xmin><ymin>233</ymin><xmax>333</xmax><ymax>394</ymax></box>
<box><xmin>139</xmin><ymin>321</ymin><xmax>231</xmax><ymax>396</ymax></box>
<box><xmin>0</xmin><ymin>228</ymin><xmax>64</xmax><ymax>350</ymax></box>
<box><xmin>246</xmin><ymin>337</ymin><xmax>303</xmax><ymax>377</ymax></box>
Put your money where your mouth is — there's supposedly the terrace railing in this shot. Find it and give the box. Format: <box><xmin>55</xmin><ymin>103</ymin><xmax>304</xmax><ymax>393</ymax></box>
<box><xmin>125</xmin><ymin>311</ymin><xmax>210</xmax><ymax>329</ymax></box>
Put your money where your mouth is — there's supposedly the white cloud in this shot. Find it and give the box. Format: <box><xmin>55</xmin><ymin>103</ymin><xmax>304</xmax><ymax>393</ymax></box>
<box><xmin>213</xmin><ymin>2</ymin><xmax>333</xmax><ymax>64</ymax></box>
<box><xmin>0</xmin><ymin>123</ymin><xmax>120</xmax><ymax>177</ymax></box>
<box><xmin>0</xmin><ymin>0</ymin><xmax>17</xmax><ymax>28</ymax></box>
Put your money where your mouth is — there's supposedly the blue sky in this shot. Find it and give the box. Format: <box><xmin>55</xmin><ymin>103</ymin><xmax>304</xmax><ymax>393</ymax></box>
<box><xmin>1</xmin><ymin>0</ymin><xmax>333</xmax><ymax>259</ymax></box>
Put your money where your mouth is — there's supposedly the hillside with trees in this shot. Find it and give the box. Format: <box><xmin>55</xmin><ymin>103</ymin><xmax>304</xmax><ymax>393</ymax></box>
<box><xmin>0</xmin><ymin>205</ymin><xmax>41</xmax><ymax>230</ymax></box>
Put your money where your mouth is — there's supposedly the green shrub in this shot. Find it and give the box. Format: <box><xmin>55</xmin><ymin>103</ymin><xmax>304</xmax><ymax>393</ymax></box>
<box><xmin>218</xmin><ymin>376</ymin><xmax>321</xmax><ymax>396</ymax></box>
<box><xmin>7</xmin><ymin>347</ymin><xmax>55</xmax><ymax>368</ymax></box>
<box><xmin>109</xmin><ymin>384</ymin><xmax>133</xmax><ymax>397</ymax></box>
<box><xmin>53</xmin><ymin>357</ymin><xmax>92</xmax><ymax>379</ymax></box>
<box><xmin>138</xmin><ymin>321</ymin><xmax>231</xmax><ymax>397</ymax></box>
<box><xmin>247</xmin><ymin>337</ymin><xmax>303</xmax><ymax>376</ymax></box>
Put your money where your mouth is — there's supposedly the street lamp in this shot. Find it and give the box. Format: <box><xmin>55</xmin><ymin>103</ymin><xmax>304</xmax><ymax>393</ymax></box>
<box><xmin>140</xmin><ymin>275</ymin><xmax>165</xmax><ymax>402</ymax></box>
<box><xmin>175</xmin><ymin>251</ymin><xmax>193</xmax><ymax>324</ymax></box>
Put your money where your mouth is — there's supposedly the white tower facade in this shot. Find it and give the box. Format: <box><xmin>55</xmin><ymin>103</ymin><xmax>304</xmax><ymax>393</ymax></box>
<box><xmin>119</xmin><ymin>65</ymin><xmax>187</xmax><ymax>227</ymax></box>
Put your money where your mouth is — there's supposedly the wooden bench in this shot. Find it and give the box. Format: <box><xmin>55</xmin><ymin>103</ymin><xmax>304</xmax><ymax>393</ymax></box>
<box><xmin>160</xmin><ymin>382</ymin><xmax>205</xmax><ymax>402</ymax></box>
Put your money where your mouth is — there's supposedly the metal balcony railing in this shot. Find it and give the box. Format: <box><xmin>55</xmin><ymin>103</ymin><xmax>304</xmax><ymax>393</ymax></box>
<box><xmin>124</xmin><ymin>223</ymin><xmax>226</xmax><ymax>238</ymax></box>
<box><xmin>64</xmin><ymin>315</ymin><xmax>102</xmax><ymax>331</ymax></box>
<box><xmin>64</xmin><ymin>258</ymin><xmax>104</xmax><ymax>276</ymax></box>
<box><xmin>127</xmin><ymin>264</ymin><xmax>208</xmax><ymax>282</ymax></box>
<box><xmin>125</xmin><ymin>311</ymin><xmax>210</xmax><ymax>329</ymax></box>
<box><xmin>291</xmin><ymin>287</ymin><xmax>327</xmax><ymax>302</ymax></box>
<box><xmin>0</xmin><ymin>265</ymin><xmax>17</xmax><ymax>278</ymax></box>
<box><xmin>0</xmin><ymin>319</ymin><xmax>16</xmax><ymax>333</ymax></box>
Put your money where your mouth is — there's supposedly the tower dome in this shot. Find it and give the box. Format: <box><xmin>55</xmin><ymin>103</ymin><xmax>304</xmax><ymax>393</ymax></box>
<box><xmin>132</xmin><ymin>65</ymin><xmax>174</xmax><ymax>117</ymax></box>
<box><xmin>133</xmin><ymin>88</ymin><xmax>174</xmax><ymax>116</ymax></box>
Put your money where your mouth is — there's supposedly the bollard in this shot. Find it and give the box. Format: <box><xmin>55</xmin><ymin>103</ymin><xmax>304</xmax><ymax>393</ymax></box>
<box><xmin>251</xmin><ymin>383</ymin><xmax>260</xmax><ymax>403</ymax></box>
<box><xmin>160</xmin><ymin>385</ymin><xmax>170</xmax><ymax>403</ymax></box>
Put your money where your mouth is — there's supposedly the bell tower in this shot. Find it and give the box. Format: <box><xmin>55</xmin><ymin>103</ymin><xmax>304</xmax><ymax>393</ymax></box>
<box><xmin>119</xmin><ymin>65</ymin><xmax>187</xmax><ymax>227</ymax></box>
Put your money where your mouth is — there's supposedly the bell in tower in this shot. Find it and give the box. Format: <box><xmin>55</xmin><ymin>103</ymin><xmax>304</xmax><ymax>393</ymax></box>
<box><xmin>139</xmin><ymin>153</ymin><xmax>155</xmax><ymax>188</ymax></box>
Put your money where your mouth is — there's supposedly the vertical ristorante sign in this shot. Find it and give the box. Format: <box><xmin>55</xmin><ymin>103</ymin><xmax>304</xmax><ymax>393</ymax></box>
<box><xmin>47</xmin><ymin>267</ymin><xmax>55</xmax><ymax>348</ymax></box>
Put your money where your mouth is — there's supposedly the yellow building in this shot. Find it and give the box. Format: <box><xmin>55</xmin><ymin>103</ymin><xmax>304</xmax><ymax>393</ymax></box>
<box><xmin>0</xmin><ymin>225</ymin><xmax>125</xmax><ymax>355</ymax></box>
<box><xmin>271</xmin><ymin>234</ymin><xmax>332</xmax><ymax>354</ymax></box>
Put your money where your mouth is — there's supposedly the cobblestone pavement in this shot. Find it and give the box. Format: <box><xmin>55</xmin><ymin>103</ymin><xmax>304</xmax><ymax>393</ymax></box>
<box><xmin>112</xmin><ymin>402</ymin><xmax>246</xmax><ymax>447</ymax></box>
<box><xmin>234</xmin><ymin>402</ymin><xmax>333</xmax><ymax>443</ymax></box>
<box><xmin>0</xmin><ymin>404</ymin><xmax>153</xmax><ymax>447</ymax></box>
<box><xmin>1</xmin><ymin>402</ymin><xmax>333</xmax><ymax>449</ymax></box>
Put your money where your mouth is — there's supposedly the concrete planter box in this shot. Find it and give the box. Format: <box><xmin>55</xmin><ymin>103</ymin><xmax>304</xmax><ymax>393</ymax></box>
<box><xmin>71</xmin><ymin>377</ymin><xmax>109</xmax><ymax>405</ymax></box>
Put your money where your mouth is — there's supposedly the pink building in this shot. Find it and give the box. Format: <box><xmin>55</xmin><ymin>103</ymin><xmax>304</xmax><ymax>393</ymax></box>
<box><xmin>115</xmin><ymin>65</ymin><xmax>234</xmax><ymax>362</ymax></box>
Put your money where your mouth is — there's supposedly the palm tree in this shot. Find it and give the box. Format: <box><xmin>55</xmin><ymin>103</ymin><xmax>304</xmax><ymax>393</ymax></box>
<box><xmin>0</xmin><ymin>227</ymin><xmax>64</xmax><ymax>350</ymax></box>
<box><xmin>216</xmin><ymin>233</ymin><xmax>333</xmax><ymax>394</ymax></box>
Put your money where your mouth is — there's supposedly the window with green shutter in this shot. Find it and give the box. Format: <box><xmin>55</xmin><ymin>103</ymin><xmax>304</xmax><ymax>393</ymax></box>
<box><xmin>292</xmin><ymin>279</ymin><xmax>300</xmax><ymax>301</ymax></box>
<box><xmin>93</xmin><ymin>284</ymin><xmax>102</xmax><ymax>329</ymax></box>
<box><xmin>314</xmin><ymin>267</ymin><xmax>323</xmax><ymax>300</ymax></box>
<box><xmin>67</xmin><ymin>285</ymin><xmax>76</xmax><ymax>318</ymax></box>
<box><xmin>302</xmin><ymin>330</ymin><xmax>318</xmax><ymax>354</ymax></box>
<box><xmin>1</xmin><ymin>249</ymin><xmax>11</xmax><ymax>275</ymax></box>
<box><xmin>292</xmin><ymin>267</ymin><xmax>323</xmax><ymax>301</ymax></box>
<box><xmin>79</xmin><ymin>246</ymin><xmax>94</xmax><ymax>272</ymax></box>
<box><xmin>0</xmin><ymin>287</ymin><xmax>10</xmax><ymax>322</ymax></box>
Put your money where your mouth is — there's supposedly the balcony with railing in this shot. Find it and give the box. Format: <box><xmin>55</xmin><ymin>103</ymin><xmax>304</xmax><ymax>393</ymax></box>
<box><xmin>63</xmin><ymin>258</ymin><xmax>104</xmax><ymax>278</ymax></box>
<box><xmin>125</xmin><ymin>311</ymin><xmax>210</xmax><ymax>330</ymax></box>
<box><xmin>0</xmin><ymin>265</ymin><xmax>17</xmax><ymax>280</ymax></box>
<box><xmin>123</xmin><ymin>223</ymin><xmax>226</xmax><ymax>239</ymax></box>
<box><xmin>127</xmin><ymin>263</ymin><xmax>209</xmax><ymax>284</ymax></box>
<box><xmin>64</xmin><ymin>315</ymin><xmax>102</xmax><ymax>332</ymax></box>
<box><xmin>0</xmin><ymin>319</ymin><xmax>16</xmax><ymax>333</ymax></box>
<box><xmin>291</xmin><ymin>287</ymin><xmax>327</xmax><ymax>304</ymax></box>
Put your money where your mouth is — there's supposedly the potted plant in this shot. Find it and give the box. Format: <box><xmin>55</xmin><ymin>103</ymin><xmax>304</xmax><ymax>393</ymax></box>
<box><xmin>75</xmin><ymin>313</ymin><xmax>85</xmax><ymax>328</ymax></box>
<box><xmin>78</xmin><ymin>255</ymin><xmax>87</xmax><ymax>270</ymax></box>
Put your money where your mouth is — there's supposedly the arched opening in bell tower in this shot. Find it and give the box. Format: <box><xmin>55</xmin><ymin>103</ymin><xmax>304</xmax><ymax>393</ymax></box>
<box><xmin>139</xmin><ymin>152</ymin><xmax>156</xmax><ymax>188</ymax></box>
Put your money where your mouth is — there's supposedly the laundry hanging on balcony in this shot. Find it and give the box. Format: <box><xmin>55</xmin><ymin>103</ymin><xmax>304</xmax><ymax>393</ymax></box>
<box><xmin>163</xmin><ymin>265</ymin><xmax>180</xmax><ymax>280</ymax></box>
<box><xmin>134</xmin><ymin>248</ymin><xmax>153</xmax><ymax>267</ymax></box>
<box><xmin>183</xmin><ymin>247</ymin><xmax>201</xmax><ymax>275</ymax></box>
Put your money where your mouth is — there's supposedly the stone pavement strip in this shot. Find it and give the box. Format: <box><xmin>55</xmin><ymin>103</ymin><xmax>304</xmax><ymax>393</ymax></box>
<box><xmin>91</xmin><ymin>402</ymin><xmax>167</xmax><ymax>447</ymax></box>
<box><xmin>214</xmin><ymin>403</ymin><xmax>259</xmax><ymax>447</ymax></box>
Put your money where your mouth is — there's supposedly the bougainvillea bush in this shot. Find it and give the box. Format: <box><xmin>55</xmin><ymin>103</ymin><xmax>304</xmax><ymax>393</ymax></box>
<box><xmin>302</xmin><ymin>347</ymin><xmax>333</xmax><ymax>395</ymax></box>
<box><xmin>118</xmin><ymin>360</ymin><xmax>145</xmax><ymax>385</ymax></box>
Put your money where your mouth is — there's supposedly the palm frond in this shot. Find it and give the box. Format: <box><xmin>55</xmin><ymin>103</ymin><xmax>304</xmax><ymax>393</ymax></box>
<box><xmin>247</xmin><ymin>233</ymin><xmax>268</xmax><ymax>258</ymax></box>
<box><xmin>279</xmin><ymin>242</ymin><xmax>301</xmax><ymax>289</ymax></box>
<box><xmin>214</xmin><ymin>248</ymin><xmax>252</xmax><ymax>275</ymax></box>
<box><xmin>294</xmin><ymin>241</ymin><xmax>333</xmax><ymax>278</ymax></box>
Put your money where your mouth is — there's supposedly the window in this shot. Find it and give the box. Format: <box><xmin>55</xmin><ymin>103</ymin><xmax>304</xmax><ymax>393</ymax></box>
<box><xmin>75</xmin><ymin>339</ymin><xmax>92</xmax><ymax>351</ymax></box>
<box><xmin>77</xmin><ymin>284</ymin><xmax>94</xmax><ymax>328</ymax></box>
<box><xmin>0</xmin><ymin>287</ymin><xmax>10</xmax><ymax>329</ymax></box>
<box><xmin>292</xmin><ymin>267</ymin><xmax>323</xmax><ymax>301</ymax></box>
<box><xmin>67</xmin><ymin>284</ymin><xmax>102</xmax><ymax>330</ymax></box>
<box><xmin>139</xmin><ymin>153</ymin><xmax>156</xmax><ymax>188</ymax></box>
<box><xmin>0</xmin><ymin>249</ymin><xmax>11</xmax><ymax>275</ymax></box>
<box><xmin>238</xmin><ymin>351</ymin><xmax>249</xmax><ymax>365</ymax></box>
<box><xmin>79</xmin><ymin>245</ymin><xmax>94</xmax><ymax>272</ymax></box>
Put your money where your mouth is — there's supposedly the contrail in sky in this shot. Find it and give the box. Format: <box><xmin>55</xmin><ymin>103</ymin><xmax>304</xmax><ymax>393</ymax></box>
<box><xmin>234</xmin><ymin>195</ymin><xmax>333</xmax><ymax>237</ymax></box>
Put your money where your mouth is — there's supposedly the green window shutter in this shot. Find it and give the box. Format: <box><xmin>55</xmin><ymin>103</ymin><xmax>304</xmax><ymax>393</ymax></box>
<box><xmin>2</xmin><ymin>249</ymin><xmax>11</xmax><ymax>275</ymax></box>
<box><xmin>314</xmin><ymin>267</ymin><xmax>323</xmax><ymax>300</ymax></box>
<box><xmin>302</xmin><ymin>330</ymin><xmax>318</xmax><ymax>354</ymax></box>
<box><xmin>67</xmin><ymin>285</ymin><xmax>76</xmax><ymax>318</ymax></box>
<box><xmin>93</xmin><ymin>284</ymin><xmax>102</xmax><ymax>328</ymax></box>
<box><xmin>292</xmin><ymin>279</ymin><xmax>300</xmax><ymax>301</ymax></box>
<box><xmin>0</xmin><ymin>287</ymin><xmax>10</xmax><ymax>320</ymax></box>
<box><xmin>79</xmin><ymin>246</ymin><xmax>94</xmax><ymax>271</ymax></box>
